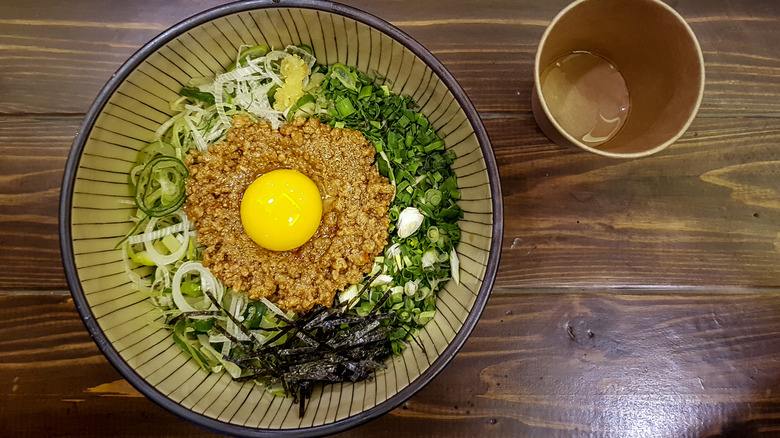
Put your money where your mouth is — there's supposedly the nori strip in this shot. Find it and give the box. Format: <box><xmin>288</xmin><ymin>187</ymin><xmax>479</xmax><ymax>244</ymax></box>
<box><xmin>194</xmin><ymin>274</ymin><xmax>399</xmax><ymax>417</ymax></box>
<box><xmin>212</xmin><ymin>323</ymin><xmax>246</xmax><ymax>346</ymax></box>
<box><xmin>298</xmin><ymin>381</ymin><xmax>313</xmax><ymax>417</ymax></box>
<box><xmin>294</xmin><ymin>330</ymin><xmax>323</xmax><ymax>348</ymax></box>
<box><xmin>327</xmin><ymin>320</ymin><xmax>380</xmax><ymax>349</ymax></box>
<box><xmin>278</xmin><ymin>346</ymin><xmax>320</xmax><ymax>357</ymax></box>
<box><xmin>402</xmin><ymin>325</ymin><xmax>426</xmax><ymax>354</ymax></box>
<box><xmin>298</xmin><ymin>305</ymin><xmax>324</xmax><ymax>323</ymax></box>
<box><xmin>202</xmin><ymin>288</ymin><xmax>266</xmax><ymax>352</ymax></box>
<box><xmin>318</xmin><ymin>315</ymin><xmax>367</xmax><ymax>330</ymax></box>
<box><xmin>286</xmin><ymin>360</ymin><xmax>342</xmax><ymax>382</ymax></box>
<box><xmin>335</xmin><ymin>326</ymin><xmax>393</xmax><ymax>350</ymax></box>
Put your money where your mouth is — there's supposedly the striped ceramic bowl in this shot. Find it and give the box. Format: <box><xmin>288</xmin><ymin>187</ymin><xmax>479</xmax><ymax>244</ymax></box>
<box><xmin>59</xmin><ymin>0</ymin><xmax>502</xmax><ymax>436</ymax></box>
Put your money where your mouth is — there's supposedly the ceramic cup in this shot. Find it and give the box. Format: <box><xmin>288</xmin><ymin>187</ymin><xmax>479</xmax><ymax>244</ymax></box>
<box><xmin>531</xmin><ymin>0</ymin><xmax>705</xmax><ymax>158</ymax></box>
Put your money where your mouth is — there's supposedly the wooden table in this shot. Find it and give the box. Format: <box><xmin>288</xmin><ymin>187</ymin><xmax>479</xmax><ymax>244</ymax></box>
<box><xmin>3</xmin><ymin>0</ymin><xmax>780</xmax><ymax>436</ymax></box>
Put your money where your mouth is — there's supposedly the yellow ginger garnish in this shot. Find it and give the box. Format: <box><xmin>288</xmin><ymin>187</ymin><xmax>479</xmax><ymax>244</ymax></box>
<box><xmin>273</xmin><ymin>55</ymin><xmax>310</xmax><ymax>112</ymax></box>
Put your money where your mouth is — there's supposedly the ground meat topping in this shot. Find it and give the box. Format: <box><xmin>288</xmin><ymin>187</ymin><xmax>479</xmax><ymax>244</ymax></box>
<box><xmin>185</xmin><ymin>116</ymin><xmax>394</xmax><ymax>312</ymax></box>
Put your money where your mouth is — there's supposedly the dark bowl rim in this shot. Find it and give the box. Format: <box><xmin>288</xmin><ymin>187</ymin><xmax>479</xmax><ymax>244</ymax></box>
<box><xmin>59</xmin><ymin>0</ymin><xmax>504</xmax><ymax>436</ymax></box>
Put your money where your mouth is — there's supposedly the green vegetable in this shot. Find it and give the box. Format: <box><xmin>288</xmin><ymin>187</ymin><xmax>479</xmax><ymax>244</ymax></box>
<box><xmin>312</xmin><ymin>63</ymin><xmax>463</xmax><ymax>353</ymax></box>
<box><xmin>335</xmin><ymin>96</ymin><xmax>356</xmax><ymax>117</ymax></box>
<box><xmin>179</xmin><ymin>87</ymin><xmax>216</xmax><ymax>105</ymax></box>
<box><xmin>134</xmin><ymin>156</ymin><xmax>188</xmax><ymax>217</ymax></box>
<box><xmin>243</xmin><ymin>302</ymin><xmax>267</xmax><ymax>329</ymax></box>
<box><xmin>227</xmin><ymin>45</ymin><xmax>269</xmax><ymax>70</ymax></box>
<box><xmin>137</xmin><ymin>141</ymin><xmax>176</xmax><ymax>164</ymax></box>
<box><xmin>330</xmin><ymin>64</ymin><xmax>358</xmax><ymax>91</ymax></box>
<box><xmin>172</xmin><ymin>318</ymin><xmax>211</xmax><ymax>371</ymax></box>
<box><xmin>191</xmin><ymin>318</ymin><xmax>215</xmax><ymax>333</ymax></box>
<box><xmin>287</xmin><ymin>94</ymin><xmax>317</xmax><ymax>121</ymax></box>
<box><xmin>295</xmin><ymin>44</ymin><xmax>314</xmax><ymax>55</ymax></box>
<box><xmin>180</xmin><ymin>281</ymin><xmax>201</xmax><ymax>297</ymax></box>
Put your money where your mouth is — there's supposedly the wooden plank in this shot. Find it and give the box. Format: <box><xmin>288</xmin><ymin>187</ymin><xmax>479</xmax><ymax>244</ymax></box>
<box><xmin>0</xmin><ymin>0</ymin><xmax>777</xmax><ymax>115</ymax></box>
<box><xmin>2</xmin><ymin>292</ymin><xmax>780</xmax><ymax>436</ymax></box>
<box><xmin>2</xmin><ymin>0</ymin><xmax>779</xmax><ymax>437</ymax></box>
<box><xmin>493</xmin><ymin>116</ymin><xmax>780</xmax><ymax>290</ymax></box>
<box><xmin>3</xmin><ymin>116</ymin><xmax>780</xmax><ymax>291</ymax></box>
<box><xmin>0</xmin><ymin>116</ymin><xmax>78</xmax><ymax>290</ymax></box>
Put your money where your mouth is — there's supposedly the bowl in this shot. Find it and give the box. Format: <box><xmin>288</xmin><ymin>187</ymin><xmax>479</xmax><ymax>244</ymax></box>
<box><xmin>59</xmin><ymin>0</ymin><xmax>503</xmax><ymax>435</ymax></box>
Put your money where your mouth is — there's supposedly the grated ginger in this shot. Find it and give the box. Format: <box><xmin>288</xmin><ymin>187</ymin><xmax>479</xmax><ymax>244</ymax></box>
<box><xmin>273</xmin><ymin>55</ymin><xmax>310</xmax><ymax>112</ymax></box>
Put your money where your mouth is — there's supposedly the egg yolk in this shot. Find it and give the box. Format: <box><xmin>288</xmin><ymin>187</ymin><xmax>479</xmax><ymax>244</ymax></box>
<box><xmin>240</xmin><ymin>169</ymin><xmax>323</xmax><ymax>251</ymax></box>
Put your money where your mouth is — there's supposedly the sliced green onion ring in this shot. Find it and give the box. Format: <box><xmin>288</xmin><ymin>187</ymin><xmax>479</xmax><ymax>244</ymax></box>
<box><xmin>136</xmin><ymin>211</ymin><xmax>192</xmax><ymax>267</ymax></box>
<box><xmin>172</xmin><ymin>261</ymin><xmax>224</xmax><ymax>317</ymax></box>
<box><xmin>134</xmin><ymin>156</ymin><xmax>188</xmax><ymax>217</ymax></box>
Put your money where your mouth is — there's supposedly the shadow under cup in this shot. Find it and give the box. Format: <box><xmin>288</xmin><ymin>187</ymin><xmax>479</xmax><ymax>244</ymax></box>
<box><xmin>532</xmin><ymin>0</ymin><xmax>705</xmax><ymax>158</ymax></box>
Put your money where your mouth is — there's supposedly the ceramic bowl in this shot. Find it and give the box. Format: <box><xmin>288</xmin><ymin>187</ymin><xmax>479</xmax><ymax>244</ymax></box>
<box><xmin>60</xmin><ymin>0</ymin><xmax>502</xmax><ymax>435</ymax></box>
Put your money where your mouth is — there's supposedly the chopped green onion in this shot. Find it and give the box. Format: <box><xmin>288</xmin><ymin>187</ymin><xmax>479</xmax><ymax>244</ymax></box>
<box><xmin>358</xmin><ymin>84</ymin><xmax>373</xmax><ymax>100</ymax></box>
<box><xmin>335</xmin><ymin>96</ymin><xmax>356</xmax><ymax>117</ymax></box>
<box><xmin>426</xmin><ymin>226</ymin><xmax>440</xmax><ymax>243</ymax></box>
<box><xmin>330</xmin><ymin>64</ymin><xmax>358</xmax><ymax>91</ymax></box>
<box><xmin>425</xmin><ymin>189</ymin><xmax>442</xmax><ymax>206</ymax></box>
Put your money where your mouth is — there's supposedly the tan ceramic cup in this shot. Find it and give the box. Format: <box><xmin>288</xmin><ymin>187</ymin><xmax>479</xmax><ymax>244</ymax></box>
<box><xmin>532</xmin><ymin>0</ymin><xmax>705</xmax><ymax>158</ymax></box>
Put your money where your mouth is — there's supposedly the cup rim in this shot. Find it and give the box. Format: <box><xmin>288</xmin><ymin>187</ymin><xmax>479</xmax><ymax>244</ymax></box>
<box><xmin>533</xmin><ymin>0</ymin><xmax>706</xmax><ymax>158</ymax></box>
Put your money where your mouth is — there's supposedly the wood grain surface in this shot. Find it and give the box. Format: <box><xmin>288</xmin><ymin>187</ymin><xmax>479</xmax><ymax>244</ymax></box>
<box><xmin>4</xmin><ymin>292</ymin><xmax>780</xmax><ymax>437</ymax></box>
<box><xmin>2</xmin><ymin>0</ymin><xmax>780</xmax><ymax>436</ymax></box>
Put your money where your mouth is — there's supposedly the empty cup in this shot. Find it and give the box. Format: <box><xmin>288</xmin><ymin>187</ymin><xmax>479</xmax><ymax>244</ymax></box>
<box><xmin>532</xmin><ymin>0</ymin><xmax>705</xmax><ymax>158</ymax></box>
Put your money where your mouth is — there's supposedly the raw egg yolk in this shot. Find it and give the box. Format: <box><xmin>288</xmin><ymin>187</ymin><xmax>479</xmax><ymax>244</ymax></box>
<box><xmin>240</xmin><ymin>169</ymin><xmax>323</xmax><ymax>251</ymax></box>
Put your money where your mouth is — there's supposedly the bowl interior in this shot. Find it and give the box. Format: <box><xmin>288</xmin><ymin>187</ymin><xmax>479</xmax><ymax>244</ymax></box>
<box><xmin>63</xmin><ymin>2</ymin><xmax>500</xmax><ymax>435</ymax></box>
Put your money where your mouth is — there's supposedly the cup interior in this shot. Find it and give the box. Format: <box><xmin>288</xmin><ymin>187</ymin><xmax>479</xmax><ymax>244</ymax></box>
<box><xmin>534</xmin><ymin>0</ymin><xmax>705</xmax><ymax>157</ymax></box>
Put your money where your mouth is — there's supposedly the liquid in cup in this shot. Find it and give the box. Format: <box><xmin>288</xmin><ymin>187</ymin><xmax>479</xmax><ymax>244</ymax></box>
<box><xmin>539</xmin><ymin>51</ymin><xmax>630</xmax><ymax>147</ymax></box>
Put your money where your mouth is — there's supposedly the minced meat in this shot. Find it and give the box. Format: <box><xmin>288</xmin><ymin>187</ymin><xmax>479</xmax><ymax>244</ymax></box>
<box><xmin>185</xmin><ymin>115</ymin><xmax>394</xmax><ymax>312</ymax></box>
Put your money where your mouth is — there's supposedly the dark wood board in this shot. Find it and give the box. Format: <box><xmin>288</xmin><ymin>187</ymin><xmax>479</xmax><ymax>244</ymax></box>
<box><xmin>3</xmin><ymin>292</ymin><xmax>780</xmax><ymax>437</ymax></box>
<box><xmin>2</xmin><ymin>0</ymin><xmax>780</xmax><ymax>436</ymax></box>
